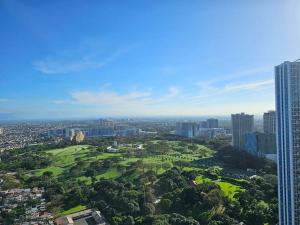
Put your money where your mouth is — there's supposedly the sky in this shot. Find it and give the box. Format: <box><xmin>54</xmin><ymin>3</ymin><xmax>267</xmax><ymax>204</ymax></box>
<box><xmin>1</xmin><ymin>0</ymin><xmax>300</xmax><ymax>119</ymax></box>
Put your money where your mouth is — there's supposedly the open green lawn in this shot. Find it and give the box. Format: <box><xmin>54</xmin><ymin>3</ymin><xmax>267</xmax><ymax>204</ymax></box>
<box><xmin>60</xmin><ymin>204</ymin><xmax>87</xmax><ymax>216</ymax></box>
<box><xmin>96</xmin><ymin>169</ymin><xmax>120</xmax><ymax>179</ymax></box>
<box><xmin>78</xmin><ymin>168</ymin><xmax>121</xmax><ymax>185</ymax></box>
<box><xmin>46</xmin><ymin>145</ymin><xmax>94</xmax><ymax>167</ymax></box>
<box><xmin>195</xmin><ymin>175</ymin><xmax>212</xmax><ymax>184</ymax></box>
<box><xmin>32</xmin><ymin>145</ymin><xmax>97</xmax><ymax>177</ymax></box>
<box><xmin>32</xmin><ymin>143</ymin><xmax>212</xmax><ymax>180</ymax></box>
<box><xmin>33</xmin><ymin>166</ymin><xmax>64</xmax><ymax>177</ymax></box>
<box><xmin>218</xmin><ymin>181</ymin><xmax>243</xmax><ymax>200</ymax></box>
<box><xmin>194</xmin><ymin>176</ymin><xmax>243</xmax><ymax>200</ymax></box>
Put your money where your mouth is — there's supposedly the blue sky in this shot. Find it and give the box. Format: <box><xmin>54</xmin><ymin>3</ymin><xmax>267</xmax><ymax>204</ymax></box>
<box><xmin>1</xmin><ymin>0</ymin><xmax>300</xmax><ymax>119</ymax></box>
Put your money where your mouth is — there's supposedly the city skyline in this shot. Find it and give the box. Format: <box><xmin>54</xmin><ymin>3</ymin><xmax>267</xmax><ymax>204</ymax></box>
<box><xmin>1</xmin><ymin>1</ymin><xmax>300</xmax><ymax>119</ymax></box>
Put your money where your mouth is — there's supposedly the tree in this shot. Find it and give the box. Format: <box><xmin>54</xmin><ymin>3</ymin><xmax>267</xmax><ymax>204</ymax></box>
<box><xmin>143</xmin><ymin>203</ymin><xmax>155</xmax><ymax>215</ymax></box>
<box><xmin>123</xmin><ymin>216</ymin><xmax>135</xmax><ymax>225</ymax></box>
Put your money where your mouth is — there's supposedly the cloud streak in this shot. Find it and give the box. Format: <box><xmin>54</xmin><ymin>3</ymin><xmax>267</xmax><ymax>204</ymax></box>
<box><xmin>224</xmin><ymin>79</ymin><xmax>274</xmax><ymax>92</ymax></box>
<box><xmin>53</xmin><ymin>86</ymin><xmax>180</xmax><ymax>107</ymax></box>
<box><xmin>34</xmin><ymin>51</ymin><xmax>122</xmax><ymax>74</ymax></box>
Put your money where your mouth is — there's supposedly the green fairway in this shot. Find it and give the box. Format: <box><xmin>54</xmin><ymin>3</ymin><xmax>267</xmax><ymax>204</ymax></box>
<box><xmin>30</xmin><ymin>143</ymin><xmax>216</xmax><ymax>186</ymax></box>
<box><xmin>34</xmin><ymin>166</ymin><xmax>64</xmax><ymax>177</ymax></box>
<box><xmin>78</xmin><ymin>169</ymin><xmax>121</xmax><ymax>184</ymax></box>
<box><xmin>96</xmin><ymin>169</ymin><xmax>120</xmax><ymax>179</ymax></box>
<box><xmin>194</xmin><ymin>176</ymin><xmax>243</xmax><ymax>200</ymax></box>
<box><xmin>32</xmin><ymin>145</ymin><xmax>97</xmax><ymax>177</ymax></box>
<box><xmin>46</xmin><ymin>145</ymin><xmax>94</xmax><ymax>167</ymax></box>
<box><xmin>218</xmin><ymin>181</ymin><xmax>242</xmax><ymax>200</ymax></box>
<box><xmin>60</xmin><ymin>204</ymin><xmax>87</xmax><ymax>216</ymax></box>
<box><xmin>195</xmin><ymin>175</ymin><xmax>212</xmax><ymax>184</ymax></box>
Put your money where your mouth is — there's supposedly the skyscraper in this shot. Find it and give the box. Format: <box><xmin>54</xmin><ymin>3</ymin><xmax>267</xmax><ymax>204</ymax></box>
<box><xmin>176</xmin><ymin>122</ymin><xmax>198</xmax><ymax>138</ymax></box>
<box><xmin>231</xmin><ymin>113</ymin><xmax>254</xmax><ymax>150</ymax></box>
<box><xmin>276</xmin><ymin>60</ymin><xmax>300</xmax><ymax>225</ymax></box>
<box><xmin>207</xmin><ymin>118</ymin><xmax>219</xmax><ymax>128</ymax></box>
<box><xmin>263</xmin><ymin>110</ymin><xmax>276</xmax><ymax>134</ymax></box>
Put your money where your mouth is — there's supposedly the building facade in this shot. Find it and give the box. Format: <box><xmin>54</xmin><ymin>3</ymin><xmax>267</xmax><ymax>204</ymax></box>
<box><xmin>276</xmin><ymin>61</ymin><xmax>300</xmax><ymax>225</ymax></box>
<box><xmin>264</xmin><ymin>110</ymin><xmax>276</xmax><ymax>134</ymax></box>
<box><xmin>231</xmin><ymin>113</ymin><xmax>254</xmax><ymax>150</ymax></box>
<box><xmin>176</xmin><ymin>122</ymin><xmax>198</xmax><ymax>138</ymax></box>
<box><xmin>207</xmin><ymin>118</ymin><xmax>219</xmax><ymax>128</ymax></box>
<box><xmin>245</xmin><ymin>132</ymin><xmax>276</xmax><ymax>156</ymax></box>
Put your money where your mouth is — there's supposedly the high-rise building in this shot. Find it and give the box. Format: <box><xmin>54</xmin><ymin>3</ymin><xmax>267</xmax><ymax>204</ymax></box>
<box><xmin>0</xmin><ymin>127</ymin><xmax>3</xmax><ymax>135</ymax></box>
<box><xmin>231</xmin><ymin>113</ymin><xmax>254</xmax><ymax>150</ymax></box>
<box><xmin>207</xmin><ymin>118</ymin><xmax>219</xmax><ymax>128</ymax></box>
<box><xmin>263</xmin><ymin>110</ymin><xmax>276</xmax><ymax>134</ymax></box>
<box><xmin>276</xmin><ymin>60</ymin><xmax>300</xmax><ymax>225</ymax></box>
<box><xmin>199</xmin><ymin>121</ymin><xmax>208</xmax><ymax>128</ymax></box>
<box><xmin>245</xmin><ymin>132</ymin><xmax>276</xmax><ymax>156</ymax></box>
<box><xmin>176</xmin><ymin>122</ymin><xmax>198</xmax><ymax>138</ymax></box>
<box><xmin>99</xmin><ymin>119</ymin><xmax>114</xmax><ymax>128</ymax></box>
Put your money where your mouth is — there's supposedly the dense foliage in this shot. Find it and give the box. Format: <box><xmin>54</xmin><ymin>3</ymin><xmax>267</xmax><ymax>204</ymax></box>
<box><xmin>0</xmin><ymin>138</ymin><xmax>278</xmax><ymax>225</ymax></box>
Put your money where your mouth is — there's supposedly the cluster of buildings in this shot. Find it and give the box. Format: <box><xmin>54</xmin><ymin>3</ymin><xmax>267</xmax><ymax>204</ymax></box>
<box><xmin>55</xmin><ymin>209</ymin><xmax>109</xmax><ymax>225</ymax></box>
<box><xmin>231</xmin><ymin>111</ymin><xmax>276</xmax><ymax>160</ymax></box>
<box><xmin>175</xmin><ymin>112</ymin><xmax>276</xmax><ymax>160</ymax></box>
<box><xmin>0</xmin><ymin>188</ymin><xmax>54</xmax><ymax>225</ymax></box>
<box><xmin>175</xmin><ymin>60</ymin><xmax>300</xmax><ymax>225</ymax></box>
<box><xmin>231</xmin><ymin>60</ymin><xmax>300</xmax><ymax>225</ymax></box>
<box><xmin>48</xmin><ymin>119</ymin><xmax>146</xmax><ymax>141</ymax></box>
<box><xmin>0</xmin><ymin>123</ymin><xmax>47</xmax><ymax>151</ymax></box>
<box><xmin>175</xmin><ymin>118</ymin><xmax>231</xmax><ymax>139</ymax></box>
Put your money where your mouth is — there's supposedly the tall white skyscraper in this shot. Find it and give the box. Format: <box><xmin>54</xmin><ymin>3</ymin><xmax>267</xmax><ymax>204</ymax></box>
<box><xmin>231</xmin><ymin>113</ymin><xmax>254</xmax><ymax>150</ymax></box>
<box><xmin>276</xmin><ymin>60</ymin><xmax>300</xmax><ymax>225</ymax></box>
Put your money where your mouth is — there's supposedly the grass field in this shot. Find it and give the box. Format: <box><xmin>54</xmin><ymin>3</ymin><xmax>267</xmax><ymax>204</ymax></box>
<box><xmin>195</xmin><ymin>175</ymin><xmax>212</xmax><ymax>184</ymax></box>
<box><xmin>194</xmin><ymin>176</ymin><xmax>243</xmax><ymax>200</ymax></box>
<box><xmin>218</xmin><ymin>181</ymin><xmax>242</xmax><ymax>200</ymax></box>
<box><xmin>60</xmin><ymin>204</ymin><xmax>87</xmax><ymax>216</ymax></box>
<box><xmin>33</xmin><ymin>166</ymin><xmax>64</xmax><ymax>177</ymax></box>
<box><xmin>32</xmin><ymin>142</ymin><xmax>214</xmax><ymax>181</ymax></box>
<box><xmin>33</xmin><ymin>145</ymin><xmax>97</xmax><ymax>177</ymax></box>
<box><xmin>32</xmin><ymin>142</ymin><xmax>241</xmax><ymax>200</ymax></box>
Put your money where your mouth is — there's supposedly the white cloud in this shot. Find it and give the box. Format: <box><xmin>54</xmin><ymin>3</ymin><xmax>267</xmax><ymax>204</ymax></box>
<box><xmin>34</xmin><ymin>53</ymin><xmax>119</xmax><ymax>74</ymax></box>
<box><xmin>70</xmin><ymin>90</ymin><xmax>152</xmax><ymax>105</ymax></box>
<box><xmin>56</xmin><ymin>85</ymin><xmax>180</xmax><ymax>106</ymax></box>
<box><xmin>224</xmin><ymin>79</ymin><xmax>274</xmax><ymax>92</ymax></box>
<box><xmin>50</xmin><ymin>77</ymin><xmax>275</xmax><ymax>116</ymax></box>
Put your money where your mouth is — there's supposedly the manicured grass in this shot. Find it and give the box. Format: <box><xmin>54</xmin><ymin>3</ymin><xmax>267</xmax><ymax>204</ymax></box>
<box><xmin>194</xmin><ymin>176</ymin><xmax>243</xmax><ymax>200</ymax></box>
<box><xmin>34</xmin><ymin>166</ymin><xmax>64</xmax><ymax>177</ymax></box>
<box><xmin>32</xmin><ymin>145</ymin><xmax>97</xmax><ymax>177</ymax></box>
<box><xmin>96</xmin><ymin>169</ymin><xmax>120</xmax><ymax>179</ymax></box>
<box><xmin>195</xmin><ymin>175</ymin><xmax>212</xmax><ymax>184</ymax></box>
<box><xmin>117</xmin><ymin>157</ymin><xmax>140</xmax><ymax>166</ymax></box>
<box><xmin>78</xmin><ymin>168</ymin><xmax>121</xmax><ymax>185</ymax></box>
<box><xmin>60</xmin><ymin>204</ymin><xmax>87</xmax><ymax>216</ymax></box>
<box><xmin>218</xmin><ymin>181</ymin><xmax>242</xmax><ymax>200</ymax></box>
<box><xmin>46</xmin><ymin>145</ymin><xmax>94</xmax><ymax>167</ymax></box>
